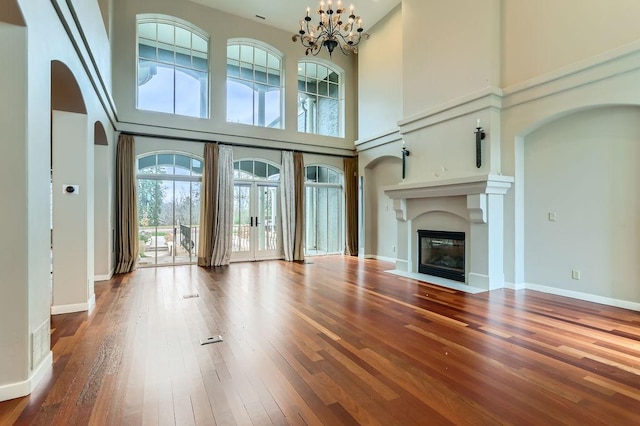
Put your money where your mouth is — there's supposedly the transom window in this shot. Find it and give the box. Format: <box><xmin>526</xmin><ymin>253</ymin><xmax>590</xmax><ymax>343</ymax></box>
<box><xmin>298</xmin><ymin>61</ymin><xmax>343</xmax><ymax>138</ymax></box>
<box><xmin>233</xmin><ymin>159</ymin><xmax>280</xmax><ymax>181</ymax></box>
<box><xmin>137</xmin><ymin>16</ymin><xmax>209</xmax><ymax>118</ymax></box>
<box><xmin>227</xmin><ymin>40</ymin><xmax>283</xmax><ymax>128</ymax></box>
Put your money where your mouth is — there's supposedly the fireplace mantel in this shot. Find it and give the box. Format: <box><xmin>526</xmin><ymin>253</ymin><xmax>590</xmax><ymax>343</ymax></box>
<box><xmin>384</xmin><ymin>174</ymin><xmax>514</xmax><ymax>200</ymax></box>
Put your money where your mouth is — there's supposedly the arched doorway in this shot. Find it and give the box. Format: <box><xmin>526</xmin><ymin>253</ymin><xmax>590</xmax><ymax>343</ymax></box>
<box><xmin>50</xmin><ymin>60</ymin><xmax>93</xmax><ymax>314</ymax></box>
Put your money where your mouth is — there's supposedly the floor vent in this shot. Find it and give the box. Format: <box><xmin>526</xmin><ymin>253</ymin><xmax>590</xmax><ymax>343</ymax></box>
<box><xmin>183</xmin><ymin>293</ymin><xmax>200</xmax><ymax>299</ymax></box>
<box><xmin>200</xmin><ymin>335</ymin><xmax>223</xmax><ymax>345</ymax></box>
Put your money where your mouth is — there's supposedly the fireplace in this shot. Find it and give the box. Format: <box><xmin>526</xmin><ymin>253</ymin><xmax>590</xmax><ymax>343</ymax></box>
<box><xmin>418</xmin><ymin>230</ymin><xmax>465</xmax><ymax>282</ymax></box>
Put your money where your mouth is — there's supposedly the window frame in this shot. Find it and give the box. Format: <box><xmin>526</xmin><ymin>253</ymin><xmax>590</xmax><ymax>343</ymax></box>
<box><xmin>304</xmin><ymin>164</ymin><xmax>345</xmax><ymax>256</ymax></box>
<box><xmin>297</xmin><ymin>60</ymin><xmax>344</xmax><ymax>138</ymax></box>
<box><xmin>226</xmin><ymin>39</ymin><xmax>284</xmax><ymax>129</ymax></box>
<box><xmin>136</xmin><ymin>15</ymin><xmax>210</xmax><ymax>119</ymax></box>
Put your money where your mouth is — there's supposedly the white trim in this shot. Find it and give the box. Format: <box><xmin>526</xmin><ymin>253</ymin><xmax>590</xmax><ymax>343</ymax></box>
<box><xmin>0</xmin><ymin>351</ymin><xmax>52</xmax><ymax>402</ymax></box>
<box><xmin>503</xmin><ymin>40</ymin><xmax>640</xmax><ymax>109</ymax></box>
<box><xmin>523</xmin><ymin>282</ymin><xmax>640</xmax><ymax>312</ymax></box>
<box><xmin>51</xmin><ymin>293</ymin><xmax>96</xmax><ymax>315</ymax></box>
<box><xmin>94</xmin><ymin>268</ymin><xmax>114</xmax><ymax>282</ymax></box>
<box><xmin>365</xmin><ymin>255</ymin><xmax>396</xmax><ymax>263</ymax></box>
<box><xmin>385</xmin><ymin>269</ymin><xmax>486</xmax><ymax>294</ymax></box>
<box><xmin>355</xmin><ymin>128</ymin><xmax>402</xmax><ymax>151</ymax></box>
<box><xmin>397</xmin><ymin>87</ymin><xmax>503</xmax><ymax>135</ymax></box>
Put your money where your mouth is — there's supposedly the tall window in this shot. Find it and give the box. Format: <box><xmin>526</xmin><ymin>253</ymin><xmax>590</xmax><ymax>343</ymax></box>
<box><xmin>305</xmin><ymin>165</ymin><xmax>343</xmax><ymax>255</ymax></box>
<box><xmin>137</xmin><ymin>16</ymin><xmax>209</xmax><ymax>118</ymax></box>
<box><xmin>298</xmin><ymin>61</ymin><xmax>343</xmax><ymax>137</ymax></box>
<box><xmin>137</xmin><ymin>152</ymin><xmax>203</xmax><ymax>266</ymax></box>
<box><xmin>227</xmin><ymin>40</ymin><xmax>283</xmax><ymax>128</ymax></box>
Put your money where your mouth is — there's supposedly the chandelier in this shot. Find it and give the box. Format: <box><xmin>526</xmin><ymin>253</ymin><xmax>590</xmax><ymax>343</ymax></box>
<box><xmin>292</xmin><ymin>0</ymin><xmax>369</xmax><ymax>57</ymax></box>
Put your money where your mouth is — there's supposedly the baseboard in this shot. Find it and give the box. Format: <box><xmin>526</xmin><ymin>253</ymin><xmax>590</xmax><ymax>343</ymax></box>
<box><xmin>51</xmin><ymin>293</ymin><xmax>96</xmax><ymax>315</ymax></box>
<box><xmin>365</xmin><ymin>255</ymin><xmax>396</xmax><ymax>263</ymax></box>
<box><xmin>0</xmin><ymin>351</ymin><xmax>52</xmax><ymax>402</ymax></box>
<box><xmin>524</xmin><ymin>282</ymin><xmax>640</xmax><ymax>312</ymax></box>
<box><xmin>94</xmin><ymin>268</ymin><xmax>114</xmax><ymax>281</ymax></box>
<box><xmin>503</xmin><ymin>281</ymin><xmax>526</xmax><ymax>291</ymax></box>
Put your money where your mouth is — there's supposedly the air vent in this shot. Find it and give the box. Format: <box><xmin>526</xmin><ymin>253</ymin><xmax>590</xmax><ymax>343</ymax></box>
<box><xmin>200</xmin><ymin>335</ymin><xmax>223</xmax><ymax>345</ymax></box>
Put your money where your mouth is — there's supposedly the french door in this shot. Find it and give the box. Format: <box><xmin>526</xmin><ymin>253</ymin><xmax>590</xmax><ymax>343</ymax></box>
<box><xmin>231</xmin><ymin>182</ymin><xmax>280</xmax><ymax>261</ymax></box>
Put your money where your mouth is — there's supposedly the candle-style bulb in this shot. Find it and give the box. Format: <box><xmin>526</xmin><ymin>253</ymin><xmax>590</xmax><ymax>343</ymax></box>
<box><xmin>477</xmin><ymin>118</ymin><xmax>481</xmax><ymax>128</ymax></box>
<box><xmin>306</xmin><ymin>7</ymin><xmax>310</xmax><ymax>17</ymax></box>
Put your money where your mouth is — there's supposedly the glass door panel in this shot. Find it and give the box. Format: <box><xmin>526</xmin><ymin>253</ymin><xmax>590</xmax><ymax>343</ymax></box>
<box><xmin>305</xmin><ymin>185</ymin><xmax>343</xmax><ymax>256</ymax></box>
<box><xmin>156</xmin><ymin>180</ymin><xmax>175</xmax><ymax>265</ymax></box>
<box><xmin>137</xmin><ymin>178</ymin><xmax>200</xmax><ymax>266</ymax></box>
<box><xmin>256</xmin><ymin>184</ymin><xmax>279</xmax><ymax>258</ymax></box>
<box><xmin>232</xmin><ymin>184</ymin><xmax>252</xmax><ymax>258</ymax></box>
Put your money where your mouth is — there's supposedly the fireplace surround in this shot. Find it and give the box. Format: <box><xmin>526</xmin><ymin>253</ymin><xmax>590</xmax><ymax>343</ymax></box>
<box><xmin>384</xmin><ymin>174</ymin><xmax>514</xmax><ymax>290</ymax></box>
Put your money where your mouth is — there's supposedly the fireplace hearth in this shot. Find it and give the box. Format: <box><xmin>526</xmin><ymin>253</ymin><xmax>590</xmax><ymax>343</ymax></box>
<box><xmin>418</xmin><ymin>230</ymin><xmax>465</xmax><ymax>282</ymax></box>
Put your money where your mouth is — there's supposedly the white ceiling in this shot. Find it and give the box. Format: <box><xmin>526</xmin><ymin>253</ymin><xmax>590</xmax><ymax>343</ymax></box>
<box><xmin>188</xmin><ymin>0</ymin><xmax>400</xmax><ymax>34</ymax></box>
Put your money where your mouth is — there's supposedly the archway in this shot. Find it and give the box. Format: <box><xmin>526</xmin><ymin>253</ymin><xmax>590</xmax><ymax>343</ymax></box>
<box><xmin>50</xmin><ymin>60</ymin><xmax>94</xmax><ymax>314</ymax></box>
<box><xmin>363</xmin><ymin>155</ymin><xmax>402</xmax><ymax>260</ymax></box>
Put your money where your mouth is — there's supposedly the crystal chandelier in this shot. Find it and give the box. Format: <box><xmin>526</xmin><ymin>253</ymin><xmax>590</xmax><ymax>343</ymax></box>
<box><xmin>292</xmin><ymin>0</ymin><xmax>369</xmax><ymax>57</ymax></box>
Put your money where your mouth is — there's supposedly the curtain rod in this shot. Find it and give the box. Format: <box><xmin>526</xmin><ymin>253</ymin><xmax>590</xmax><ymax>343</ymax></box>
<box><xmin>118</xmin><ymin>130</ymin><xmax>356</xmax><ymax>159</ymax></box>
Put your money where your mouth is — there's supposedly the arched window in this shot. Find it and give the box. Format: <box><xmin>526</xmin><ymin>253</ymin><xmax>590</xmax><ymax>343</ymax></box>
<box><xmin>137</xmin><ymin>15</ymin><xmax>209</xmax><ymax>118</ymax></box>
<box><xmin>227</xmin><ymin>40</ymin><xmax>283</xmax><ymax>128</ymax></box>
<box><xmin>136</xmin><ymin>152</ymin><xmax>203</xmax><ymax>266</ymax></box>
<box><xmin>298</xmin><ymin>61</ymin><xmax>343</xmax><ymax>137</ymax></box>
<box><xmin>305</xmin><ymin>165</ymin><xmax>344</xmax><ymax>255</ymax></box>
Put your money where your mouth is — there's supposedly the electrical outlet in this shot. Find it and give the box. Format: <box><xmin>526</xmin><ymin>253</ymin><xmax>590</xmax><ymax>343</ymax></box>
<box><xmin>548</xmin><ymin>212</ymin><xmax>557</xmax><ymax>221</ymax></box>
<box><xmin>571</xmin><ymin>270</ymin><xmax>581</xmax><ymax>280</ymax></box>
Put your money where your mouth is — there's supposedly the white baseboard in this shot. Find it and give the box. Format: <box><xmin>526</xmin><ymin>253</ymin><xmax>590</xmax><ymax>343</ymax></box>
<box><xmin>365</xmin><ymin>255</ymin><xmax>396</xmax><ymax>263</ymax></box>
<box><xmin>51</xmin><ymin>293</ymin><xmax>96</xmax><ymax>315</ymax></box>
<box><xmin>94</xmin><ymin>268</ymin><xmax>114</xmax><ymax>281</ymax></box>
<box><xmin>0</xmin><ymin>351</ymin><xmax>52</xmax><ymax>402</ymax></box>
<box><xmin>524</xmin><ymin>282</ymin><xmax>640</xmax><ymax>312</ymax></box>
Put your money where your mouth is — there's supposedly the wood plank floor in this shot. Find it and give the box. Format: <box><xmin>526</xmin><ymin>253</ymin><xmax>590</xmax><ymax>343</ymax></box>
<box><xmin>1</xmin><ymin>256</ymin><xmax>640</xmax><ymax>425</ymax></box>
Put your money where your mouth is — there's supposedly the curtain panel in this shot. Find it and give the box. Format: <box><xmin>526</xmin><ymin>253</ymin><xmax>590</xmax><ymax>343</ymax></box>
<box><xmin>344</xmin><ymin>156</ymin><xmax>358</xmax><ymax>256</ymax></box>
<box><xmin>280</xmin><ymin>151</ymin><xmax>295</xmax><ymax>261</ymax></box>
<box><xmin>293</xmin><ymin>152</ymin><xmax>305</xmax><ymax>261</ymax></box>
<box><xmin>114</xmin><ymin>134</ymin><xmax>138</xmax><ymax>274</ymax></box>
<box><xmin>197</xmin><ymin>143</ymin><xmax>218</xmax><ymax>266</ymax></box>
<box><xmin>211</xmin><ymin>145</ymin><xmax>233</xmax><ymax>266</ymax></box>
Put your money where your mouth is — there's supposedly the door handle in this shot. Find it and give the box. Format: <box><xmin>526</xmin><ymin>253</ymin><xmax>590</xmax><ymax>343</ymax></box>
<box><xmin>250</xmin><ymin>217</ymin><xmax>254</xmax><ymax>227</ymax></box>
<box><xmin>255</xmin><ymin>216</ymin><xmax>259</xmax><ymax>226</ymax></box>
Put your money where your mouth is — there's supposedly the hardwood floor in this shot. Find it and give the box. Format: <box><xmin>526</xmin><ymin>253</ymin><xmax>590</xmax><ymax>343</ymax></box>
<box><xmin>1</xmin><ymin>256</ymin><xmax>640</xmax><ymax>425</ymax></box>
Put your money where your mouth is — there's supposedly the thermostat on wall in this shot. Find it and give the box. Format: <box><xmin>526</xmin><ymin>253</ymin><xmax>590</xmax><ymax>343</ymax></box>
<box><xmin>62</xmin><ymin>184</ymin><xmax>79</xmax><ymax>195</ymax></box>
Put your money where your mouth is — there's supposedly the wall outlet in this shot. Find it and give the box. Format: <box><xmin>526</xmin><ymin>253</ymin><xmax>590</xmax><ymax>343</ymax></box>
<box><xmin>571</xmin><ymin>270</ymin><xmax>581</xmax><ymax>280</ymax></box>
<box><xmin>548</xmin><ymin>212</ymin><xmax>557</xmax><ymax>221</ymax></box>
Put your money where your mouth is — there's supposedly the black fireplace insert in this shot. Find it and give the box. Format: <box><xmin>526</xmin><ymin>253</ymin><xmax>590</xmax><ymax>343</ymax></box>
<box><xmin>418</xmin><ymin>230</ymin><xmax>465</xmax><ymax>282</ymax></box>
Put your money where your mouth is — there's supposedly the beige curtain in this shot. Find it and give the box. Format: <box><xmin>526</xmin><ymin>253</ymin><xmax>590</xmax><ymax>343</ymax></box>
<box><xmin>114</xmin><ymin>134</ymin><xmax>138</xmax><ymax>274</ymax></box>
<box><xmin>211</xmin><ymin>145</ymin><xmax>234</xmax><ymax>266</ymax></box>
<box><xmin>344</xmin><ymin>156</ymin><xmax>358</xmax><ymax>256</ymax></box>
<box><xmin>280</xmin><ymin>151</ymin><xmax>295</xmax><ymax>261</ymax></box>
<box><xmin>293</xmin><ymin>152</ymin><xmax>305</xmax><ymax>261</ymax></box>
<box><xmin>197</xmin><ymin>143</ymin><xmax>218</xmax><ymax>266</ymax></box>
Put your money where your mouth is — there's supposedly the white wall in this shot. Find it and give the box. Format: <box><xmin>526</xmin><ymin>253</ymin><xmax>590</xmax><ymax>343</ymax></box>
<box><xmin>111</xmin><ymin>0</ymin><xmax>359</xmax><ymax>155</ymax></box>
<box><xmin>52</xmin><ymin>111</ymin><xmax>94</xmax><ymax>312</ymax></box>
<box><xmin>357</xmin><ymin>4</ymin><xmax>403</xmax><ymax>142</ymax></box>
<box><xmin>402</xmin><ymin>0</ymin><xmax>500</xmax><ymax>116</ymax></box>
<box><xmin>0</xmin><ymin>21</ymin><xmax>29</xmax><ymax>392</ymax></box>
<box><xmin>502</xmin><ymin>0</ymin><xmax>640</xmax><ymax>87</ymax></box>
<box><xmin>0</xmin><ymin>0</ymin><xmax>115</xmax><ymax>401</ymax></box>
<box><xmin>524</xmin><ymin>106</ymin><xmax>640</xmax><ymax>302</ymax></box>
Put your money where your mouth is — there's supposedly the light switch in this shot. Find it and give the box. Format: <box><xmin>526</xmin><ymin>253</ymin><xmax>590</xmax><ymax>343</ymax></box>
<box><xmin>548</xmin><ymin>212</ymin><xmax>556</xmax><ymax>221</ymax></box>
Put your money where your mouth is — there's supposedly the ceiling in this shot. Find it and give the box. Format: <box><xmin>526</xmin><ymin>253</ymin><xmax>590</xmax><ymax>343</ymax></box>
<box><xmin>188</xmin><ymin>0</ymin><xmax>400</xmax><ymax>34</ymax></box>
